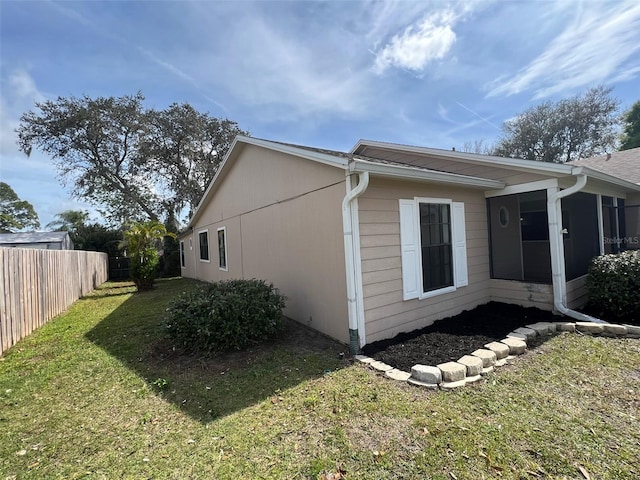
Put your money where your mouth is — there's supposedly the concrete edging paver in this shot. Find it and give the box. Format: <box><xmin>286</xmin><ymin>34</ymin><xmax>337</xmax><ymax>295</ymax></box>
<box><xmin>354</xmin><ymin>320</ymin><xmax>639</xmax><ymax>390</ymax></box>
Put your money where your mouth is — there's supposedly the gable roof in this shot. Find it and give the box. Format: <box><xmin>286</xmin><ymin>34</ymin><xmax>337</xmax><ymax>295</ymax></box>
<box><xmin>568</xmin><ymin>147</ymin><xmax>640</xmax><ymax>185</ymax></box>
<box><xmin>0</xmin><ymin>231</ymin><xmax>71</xmax><ymax>244</ymax></box>
<box><xmin>185</xmin><ymin>136</ymin><xmax>505</xmax><ymax>229</ymax></box>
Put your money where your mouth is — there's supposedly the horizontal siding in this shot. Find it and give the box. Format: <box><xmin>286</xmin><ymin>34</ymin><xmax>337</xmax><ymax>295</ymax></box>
<box><xmin>360</xmin><ymin>223</ymin><xmax>399</xmax><ymax>236</ymax></box>
<box><xmin>567</xmin><ymin>275</ymin><xmax>589</xmax><ymax>309</ymax></box>
<box><xmin>489</xmin><ymin>279</ymin><xmax>553</xmax><ymax>310</ymax></box>
<box><xmin>366</xmin><ymin>288</ymin><xmax>490</xmax><ymax>343</ymax></box>
<box><xmin>360</xmin><ymin>245</ymin><xmax>399</xmax><ymax>261</ymax></box>
<box><xmin>362</xmin><ymin>267</ymin><xmax>402</xmax><ymax>285</ymax></box>
<box><xmin>358</xmin><ymin>210</ymin><xmax>399</xmax><ymax>224</ymax></box>
<box><xmin>362</xmin><ymin>279</ymin><xmax>403</xmax><ymax>298</ymax></box>
<box><xmin>361</xmin><ymin>257</ymin><xmax>400</xmax><ymax>273</ymax></box>
<box><xmin>360</xmin><ymin>234</ymin><xmax>399</xmax><ymax>248</ymax></box>
<box><xmin>358</xmin><ymin>177</ymin><xmax>492</xmax><ymax>344</ymax></box>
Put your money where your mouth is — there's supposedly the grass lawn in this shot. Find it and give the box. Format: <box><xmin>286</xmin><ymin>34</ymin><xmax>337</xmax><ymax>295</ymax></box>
<box><xmin>1</xmin><ymin>278</ymin><xmax>638</xmax><ymax>479</ymax></box>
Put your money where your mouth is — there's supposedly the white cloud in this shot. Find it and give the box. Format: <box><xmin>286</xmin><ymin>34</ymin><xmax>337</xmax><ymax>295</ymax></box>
<box><xmin>373</xmin><ymin>9</ymin><xmax>459</xmax><ymax>74</ymax></box>
<box><xmin>486</xmin><ymin>1</ymin><xmax>640</xmax><ymax>98</ymax></box>
<box><xmin>0</xmin><ymin>69</ymin><xmax>46</xmax><ymax>157</ymax></box>
<box><xmin>192</xmin><ymin>13</ymin><xmax>373</xmax><ymax>118</ymax></box>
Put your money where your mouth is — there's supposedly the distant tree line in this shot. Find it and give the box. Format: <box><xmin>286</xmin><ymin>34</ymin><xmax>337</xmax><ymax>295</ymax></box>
<box><xmin>463</xmin><ymin>86</ymin><xmax>640</xmax><ymax>161</ymax></box>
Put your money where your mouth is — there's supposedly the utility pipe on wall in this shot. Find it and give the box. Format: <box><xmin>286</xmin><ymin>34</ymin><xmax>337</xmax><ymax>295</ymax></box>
<box><xmin>547</xmin><ymin>173</ymin><xmax>606</xmax><ymax>323</ymax></box>
<box><xmin>342</xmin><ymin>171</ymin><xmax>370</xmax><ymax>354</ymax></box>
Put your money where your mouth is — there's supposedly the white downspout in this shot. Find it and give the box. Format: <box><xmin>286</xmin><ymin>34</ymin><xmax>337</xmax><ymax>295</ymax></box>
<box><xmin>547</xmin><ymin>173</ymin><xmax>606</xmax><ymax>323</ymax></box>
<box><xmin>343</xmin><ymin>171</ymin><xmax>370</xmax><ymax>354</ymax></box>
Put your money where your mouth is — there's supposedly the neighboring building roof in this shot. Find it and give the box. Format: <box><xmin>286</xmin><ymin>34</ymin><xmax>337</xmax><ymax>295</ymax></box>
<box><xmin>568</xmin><ymin>147</ymin><xmax>640</xmax><ymax>185</ymax></box>
<box><xmin>0</xmin><ymin>231</ymin><xmax>71</xmax><ymax>244</ymax></box>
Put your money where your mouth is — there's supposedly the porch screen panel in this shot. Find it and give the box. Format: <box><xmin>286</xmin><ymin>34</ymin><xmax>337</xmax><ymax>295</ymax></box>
<box><xmin>562</xmin><ymin>192</ymin><xmax>599</xmax><ymax>280</ymax></box>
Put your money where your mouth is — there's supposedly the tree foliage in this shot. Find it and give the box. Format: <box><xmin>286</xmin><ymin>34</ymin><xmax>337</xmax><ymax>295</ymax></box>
<box><xmin>46</xmin><ymin>209</ymin><xmax>121</xmax><ymax>255</ymax></box>
<box><xmin>17</xmin><ymin>93</ymin><xmax>248</xmax><ymax>226</ymax></box>
<box><xmin>619</xmin><ymin>100</ymin><xmax>640</xmax><ymax>151</ymax></box>
<box><xmin>122</xmin><ymin>220</ymin><xmax>176</xmax><ymax>291</ymax></box>
<box><xmin>141</xmin><ymin>103</ymin><xmax>242</xmax><ymax>220</ymax></box>
<box><xmin>0</xmin><ymin>182</ymin><xmax>40</xmax><ymax>233</ymax></box>
<box><xmin>494</xmin><ymin>86</ymin><xmax>620</xmax><ymax>163</ymax></box>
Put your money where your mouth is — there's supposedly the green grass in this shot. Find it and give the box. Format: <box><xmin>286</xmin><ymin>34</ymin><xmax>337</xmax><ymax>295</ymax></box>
<box><xmin>1</xmin><ymin>278</ymin><xmax>639</xmax><ymax>479</ymax></box>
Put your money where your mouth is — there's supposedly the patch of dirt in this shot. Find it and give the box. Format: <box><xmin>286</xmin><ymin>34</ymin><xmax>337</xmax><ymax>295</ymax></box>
<box><xmin>362</xmin><ymin>302</ymin><xmax>562</xmax><ymax>372</ymax></box>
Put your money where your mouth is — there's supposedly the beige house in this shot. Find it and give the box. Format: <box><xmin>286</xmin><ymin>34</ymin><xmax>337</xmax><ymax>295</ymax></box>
<box><xmin>179</xmin><ymin>137</ymin><xmax>640</xmax><ymax>352</ymax></box>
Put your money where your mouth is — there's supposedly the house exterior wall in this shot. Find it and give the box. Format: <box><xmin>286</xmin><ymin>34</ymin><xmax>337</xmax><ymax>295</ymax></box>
<box><xmin>357</xmin><ymin>176</ymin><xmax>491</xmax><ymax>344</ymax></box>
<box><xmin>566</xmin><ymin>276</ymin><xmax>589</xmax><ymax>309</ymax></box>
<box><xmin>180</xmin><ymin>145</ymin><xmax>350</xmax><ymax>343</ymax></box>
<box><xmin>489</xmin><ymin>279</ymin><xmax>553</xmax><ymax>310</ymax></box>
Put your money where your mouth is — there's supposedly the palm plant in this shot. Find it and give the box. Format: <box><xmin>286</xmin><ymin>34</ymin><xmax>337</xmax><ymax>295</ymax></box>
<box><xmin>122</xmin><ymin>220</ymin><xmax>176</xmax><ymax>291</ymax></box>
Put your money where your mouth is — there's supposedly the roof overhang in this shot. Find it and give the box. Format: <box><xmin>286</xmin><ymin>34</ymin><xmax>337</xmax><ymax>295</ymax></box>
<box><xmin>351</xmin><ymin>139</ymin><xmax>575</xmax><ymax>176</ymax></box>
<box><xmin>574</xmin><ymin>166</ymin><xmax>640</xmax><ymax>193</ymax></box>
<box><xmin>350</xmin><ymin>158</ymin><xmax>505</xmax><ymax>189</ymax></box>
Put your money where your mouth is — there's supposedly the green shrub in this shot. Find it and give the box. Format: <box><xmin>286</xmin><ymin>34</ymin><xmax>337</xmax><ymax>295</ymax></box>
<box><xmin>130</xmin><ymin>247</ymin><xmax>159</xmax><ymax>291</ymax></box>
<box><xmin>166</xmin><ymin>279</ymin><xmax>287</xmax><ymax>353</ymax></box>
<box><xmin>586</xmin><ymin>250</ymin><xmax>640</xmax><ymax>323</ymax></box>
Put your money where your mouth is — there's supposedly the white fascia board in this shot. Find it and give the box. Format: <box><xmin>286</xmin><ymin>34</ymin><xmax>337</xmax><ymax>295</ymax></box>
<box><xmin>575</xmin><ymin>166</ymin><xmax>640</xmax><ymax>193</ymax></box>
<box><xmin>485</xmin><ymin>178</ymin><xmax>559</xmax><ymax>198</ymax></box>
<box><xmin>350</xmin><ymin>159</ymin><xmax>504</xmax><ymax>189</ymax></box>
<box><xmin>351</xmin><ymin>139</ymin><xmax>574</xmax><ymax>175</ymax></box>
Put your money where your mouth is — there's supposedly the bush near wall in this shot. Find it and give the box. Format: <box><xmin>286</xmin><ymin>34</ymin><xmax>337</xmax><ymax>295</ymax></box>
<box><xmin>586</xmin><ymin>250</ymin><xmax>640</xmax><ymax>324</ymax></box>
<box><xmin>166</xmin><ymin>279</ymin><xmax>286</xmax><ymax>353</ymax></box>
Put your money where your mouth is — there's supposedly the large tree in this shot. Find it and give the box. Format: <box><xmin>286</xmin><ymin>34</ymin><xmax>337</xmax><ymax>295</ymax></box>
<box><xmin>620</xmin><ymin>100</ymin><xmax>640</xmax><ymax>151</ymax></box>
<box><xmin>0</xmin><ymin>182</ymin><xmax>40</xmax><ymax>233</ymax></box>
<box><xmin>141</xmin><ymin>102</ymin><xmax>247</xmax><ymax>222</ymax></box>
<box><xmin>494</xmin><ymin>86</ymin><xmax>620</xmax><ymax>163</ymax></box>
<box><xmin>17</xmin><ymin>93</ymin><xmax>247</xmax><ymax>226</ymax></box>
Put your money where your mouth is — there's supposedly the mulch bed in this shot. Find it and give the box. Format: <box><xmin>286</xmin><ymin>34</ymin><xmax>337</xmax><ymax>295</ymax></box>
<box><xmin>361</xmin><ymin>302</ymin><xmax>562</xmax><ymax>372</ymax></box>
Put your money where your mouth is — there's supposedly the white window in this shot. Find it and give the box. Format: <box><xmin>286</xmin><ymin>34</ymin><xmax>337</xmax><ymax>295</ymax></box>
<box><xmin>399</xmin><ymin>198</ymin><xmax>468</xmax><ymax>300</ymax></box>
<box><xmin>198</xmin><ymin>230</ymin><xmax>209</xmax><ymax>262</ymax></box>
<box><xmin>180</xmin><ymin>240</ymin><xmax>185</xmax><ymax>268</ymax></box>
<box><xmin>217</xmin><ymin>227</ymin><xmax>228</xmax><ymax>271</ymax></box>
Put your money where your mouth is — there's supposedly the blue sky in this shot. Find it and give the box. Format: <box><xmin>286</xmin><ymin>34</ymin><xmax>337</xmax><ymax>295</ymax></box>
<box><xmin>1</xmin><ymin>0</ymin><xmax>640</xmax><ymax>228</ymax></box>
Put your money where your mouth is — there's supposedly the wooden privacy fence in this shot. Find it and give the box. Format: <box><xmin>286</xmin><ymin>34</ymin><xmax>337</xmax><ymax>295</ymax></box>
<box><xmin>0</xmin><ymin>248</ymin><xmax>109</xmax><ymax>356</ymax></box>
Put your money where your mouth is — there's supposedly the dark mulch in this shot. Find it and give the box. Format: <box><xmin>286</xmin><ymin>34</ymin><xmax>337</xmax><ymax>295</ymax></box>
<box><xmin>362</xmin><ymin>301</ymin><xmax>562</xmax><ymax>372</ymax></box>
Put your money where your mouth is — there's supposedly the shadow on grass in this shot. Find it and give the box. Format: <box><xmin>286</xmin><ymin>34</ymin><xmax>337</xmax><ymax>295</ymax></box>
<box><xmin>85</xmin><ymin>278</ymin><xmax>349</xmax><ymax>424</ymax></box>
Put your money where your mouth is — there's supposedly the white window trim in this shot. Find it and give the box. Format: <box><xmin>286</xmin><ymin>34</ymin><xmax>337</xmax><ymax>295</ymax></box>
<box><xmin>179</xmin><ymin>240</ymin><xmax>186</xmax><ymax>268</ymax></box>
<box><xmin>217</xmin><ymin>226</ymin><xmax>228</xmax><ymax>271</ymax></box>
<box><xmin>400</xmin><ymin>197</ymin><xmax>468</xmax><ymax>301</ymax></box>
<box><xmin>198</xmin><ymin>229</ymin><xmax>210</xmax><ymax>263</ymax></box>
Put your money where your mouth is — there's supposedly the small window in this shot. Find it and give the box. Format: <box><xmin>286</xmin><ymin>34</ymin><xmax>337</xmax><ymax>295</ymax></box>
<box><xmin>198</xmin><ymin>230</ymin><xmax>209</xmax><ymax>262</ymax></box>
<box><xmin>217</xmin><ymin>227</ymin><xmax>228</xmax><ymax>271</ymax></box>
<box><xmin>179</xmin><ymin>241</ymin><xmax>185</xmax><ymax>268</ymax></box>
